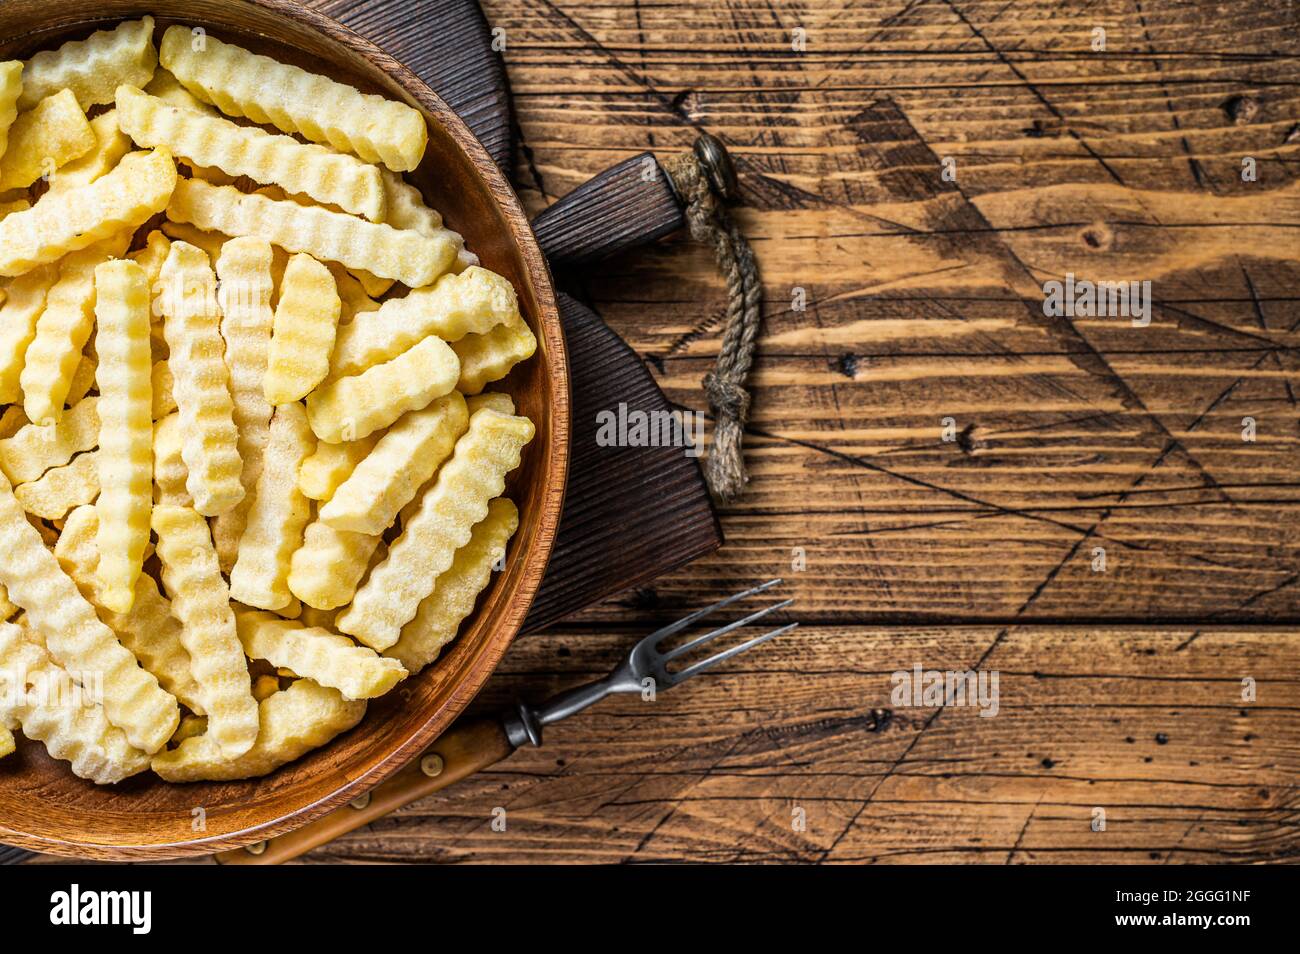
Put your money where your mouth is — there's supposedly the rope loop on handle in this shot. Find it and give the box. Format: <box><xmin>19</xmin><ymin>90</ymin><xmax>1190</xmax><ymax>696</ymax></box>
<box><xmin>663</xmin><ymin>138</ymin><xmax>762</xmax><ymax>504</ymax></box>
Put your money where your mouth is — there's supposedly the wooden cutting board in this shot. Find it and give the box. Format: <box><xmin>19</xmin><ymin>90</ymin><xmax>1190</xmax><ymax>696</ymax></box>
<box><xmin>306</xmin><ymin>0</ymin><xmax>723</xmax><ymax>629</ymax></box>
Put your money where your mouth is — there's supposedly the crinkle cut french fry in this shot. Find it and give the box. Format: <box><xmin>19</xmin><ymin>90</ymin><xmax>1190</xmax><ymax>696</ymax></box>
<box><xmin>0</xmin><ymin>394</ymin><xmax>98</xmax><ymax>485</ymax></box>
<box><xmin>0</xmin><ymin>723</ymin><xmax>12</xmax><ymax>758</ymax></box>
<box><xmin>144</xmin><ymin>68</ymin><xmax>217</xmax><ymax>115</ymax></box>
<box><xmin>0</xmin><ymin>62</ymin><xmax>21</xmax><ymax>164</ymax></box>
<box><xmin>0</xmin><ymin>582</ymin><xmax>15</xmax><ymax>622</ymax></box>
<box><xmin>0</xmin><ymin>622</ymin><xmax>151</xmax><ymax>783</ymax></box>
<box><xmin>166</xmin><ymin>179</ymin><xmax>454</xmax><ymax>289</ymax></box>
<box><xmin>13</xmin><ymin>450</ymin><xmax>99</xmax><ymax>519</ymax></box>
<box><xmin>151</xmin><ymin>359</ymin><xmax>176</xmax><ymax>419</ymax></box>
<box><xmin>151</xmin><ymin>678</ymin><xmax>364</xmax><ymax>783</ymax></box>
<box><xmin>465</xmin><ymin>392</ymin><xmax>515</xmax><ymax>417</ymax></box>
<box><xmin>117</xmin><ymin>86</ymin><xmax>386</xmax><ymax>221</ymax></box>
<box><xmin>55</xmin><ymin>504</ymin><xmax>204</xmax><ymax>715</ymax></box>
<box><xmin>211</xmin><ymin>238</ymin><xmax>274</xmax><ymax>571</ymax></box>
<box><xmin>298</xmin><ymin>434</ymin><xmax>377</xmax><ymax>501</ymax></box>
<box><xmin>319</xmin><ymin>392</ymin><xmax>468</xmax><ymax>536</ymax></box>
<box><xmin>0</xmin><ymin>264</ymin><xmax>59</xmax><ymax>404</ymax></box>
<box><xmin>160</xmin><ymin>26</ymin><xmax>426</xmax><ymax>171</ymax></box>
<box><xmin>66</xmin><ymin>352</ymin><xmax>97</xmax><ymax>407</ymax></box>
<box><xmin>378</xmin><ymin>167</ymin><xmax>441</xmax><ymax>233</ymax></box>
<box><xmin>152</xmin><ymin>411</ymin><xmax>190</xmax><ymax>505</ymax></box>
<box><xmin>0</xmin><ymin>470</ymin><xmax>178</xmax><ymax>753</ymax></box>
<box><xmin>21</xmin><ymin>233</ymin><xmax>131</xmax><ymax>425</ymax></box>
<box><xmin>0</xmin><ymin>405</ymin><xmax>26</xmax><ymax>440</ymax></box>
<box><xmin>93</xmin><ymin>260</ymin><xmax>153</xmax><ymax>614</ymax></box>
<box><xmin>229</xmin><ymin>403</ymin><xmax>313</xmax><ymax>611</ymax></box>
<box><xmin>337</xmin><ymin>409</ymin><xmax>534</xmax><ymax>650</ymax></box>
<box><xmin>236</xmin><ymin>609</ymin><xmax>406</xmax><ymax>699</ymax></box>
<box><xmin>20</xmin><ymin>17</ymin><xmax>157</xmax><ymax>111</ymax></box>
<box><xmin>159</xmin><ymin>220</ymin><xmax>227</xmax><ymax>264</ymax></box>
<box><xmin>287</xmin><ymin>519</ymin><xmax>382</xmax><ymax>611</ymax></box>
<box><xmin>329</xmin><ymin>267</ymin><xmax>517</xmax><ymax>379</ymax></box>
<box><xmin>132</xmin><ymin>230</ymin><xmax>172</xmax><ymax>287</ymax></box>
<box><xmin>0</xmin><ymin>89</ymin><xmax>95</xmax><ymax>192</ymax></box>
<box><xmin>151</xmin><ymin>504</ymin><xmax>257</xmax><ymax>758</ymax></box>
<box><xmin>0</xmin><ymin>148</ymin><xmax>177</xmax><ymax>278</ymax></box>
<box><xmin>387</xmin><ymin>497</ymin><xmax>518</xmax><ymax>674</ymax></box>
<box><xmin>452</xmin><ymin>311</ymin><xmax>538</xmax><ymax>395</ymax></box>
<box><xmin>264</xmin><ymin>253</ymin><xmax>340</xmax><ymax>404</ymax></box>
<box><xmin>306</xmin><ymin>335</ymin><xmax>459</xmax><ymax>444</ymax></box>
<box><xmin>46</xmin><ymin>109</ymin><xmax>133</xmax><ymax>196</ymax></box>
<box><xmin>159</xmin><ymin>241</ymin><xmax>244</xmax><ymax>516</ymax></box>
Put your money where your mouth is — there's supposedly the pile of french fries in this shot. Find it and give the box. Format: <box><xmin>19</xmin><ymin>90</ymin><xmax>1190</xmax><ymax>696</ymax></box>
<box><xmin>0</xmin><ymin>18</ymin><xmax>537</xmax><ymax>784</ymax></box>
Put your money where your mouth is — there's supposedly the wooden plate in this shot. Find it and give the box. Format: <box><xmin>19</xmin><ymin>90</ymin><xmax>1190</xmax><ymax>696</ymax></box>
<box><xmin>0</xmin><ymin>0</ymin><xmax>569</xmax><ymax>859</ymax></box>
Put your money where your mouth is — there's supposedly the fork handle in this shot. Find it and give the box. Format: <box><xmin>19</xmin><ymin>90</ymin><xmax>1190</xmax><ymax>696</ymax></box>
<box><xmin>213</xmin><ymin>717</ymin><xmax>513</xmax><ymax>865</ymax></box>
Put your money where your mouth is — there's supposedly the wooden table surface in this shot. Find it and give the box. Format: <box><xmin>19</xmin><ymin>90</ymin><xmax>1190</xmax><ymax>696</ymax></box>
<box><xmin>295</xmin><ymin>0</ymin><xmax>1300</xmax><ymax>864</ymax></box>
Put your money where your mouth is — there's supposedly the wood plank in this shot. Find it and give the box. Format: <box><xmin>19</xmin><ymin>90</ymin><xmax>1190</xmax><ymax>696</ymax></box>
<box><xmin>484</xmin><ymin>0</ymin><xmax>1300</xmax><ymax>622</ymax></box>
<box><xmin>285</xmin><ymin>623</ymin><xmax>1300</xmax><ymax>863</ymax></box>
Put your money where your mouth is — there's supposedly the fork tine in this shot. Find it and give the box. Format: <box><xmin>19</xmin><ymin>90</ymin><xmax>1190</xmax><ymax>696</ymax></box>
<box><xmin>660</xmin><ymin>598</ymin><xmax>794</xmax><ymax>663</ymax></box>
<box><xmin>641</xmin><ymin>578</ymin><xmax>783</xmax><ymax>649</ymax></box>
<box><xmin>668</xmin><ymin>623</ymin><xmax>799</xmax><ymax>684</ymax></box>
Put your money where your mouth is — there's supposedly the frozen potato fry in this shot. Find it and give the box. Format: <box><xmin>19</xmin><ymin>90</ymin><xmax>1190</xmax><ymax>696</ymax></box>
<box><xmin>229</xmin><ymin>403</ymin><xmax>313</xmax><ymax>611</ymax></box>
<box><xmin>160</xmin><ymin>26</ymin><xmax>426</xmax><ymax>171</ymax></box>
<box><xmin>465</xmin><ymin>392</ymin><xmax>515</xmax><ymax>416</ymax></box>
<box><xmin>118</xmin><ymin>85</ymin><xmax>386</xmax><ymax>221</ymax></box>
<box><xmin>0</xmin><ymin>470</ymin><xmax>177</xmax><ymax>753</ymax></box>
<box><xmin>338</xmin><ymin>408</ymin><xmax>534</xmax><ymax>650</ymax></box>
<box><xmin>378</xmin><ymin>167</ymin><xmax>441</xmax><ymax>233</ymax></box>
<box><xmin>151</xmin><ymin>678</ymin><xmax>364</xmax><ymax>783</ymax></box>
<box><xmin>45</xmin><ymin>108</ymin><xmax>132</xmax><ymax>196</ymax></box>
<box><xmin>151</xmin><ymin>504</ymin><xmax>257</xmax><ymax>758</ymax></box>
<box><xmin>0</xmin><ymin>264</ymin><xmax>59</xmax><ymax>404</ymax></box>
<box><xmin>13</xmin><ymin>450</ymin><xmax>98</xmax><ymax>519</ymax></box>
<box><xmin>132</xmin><ymin>230</ymin><xmax>172</xmax><ymax>283</ymax></box>
<box><xmin>0</xmin><ymin>62</ymin><xmax>21</xmax><ymax>163</ymax></box>
<box><xmin>0</xmin><ymin>405</ymin><xmax>26</xmax><ymax>439</ymax></box>
<box><xmin>287</xmin><ymin>519</ymin><xmax>382</xmax><ymax>611</ymax></box>
<box><xmin>298</xmin><ymin>434</ymin><xmax>378</xmax><ymax>501</ymax></box>
<box><xmin>65</xmin><ymin>352</ymin><xmax>97</xmax><ymax>407</ymax></box>
<box><xmin>320</xmin><ymin>392</ymin><xmax>468</xmax><ymax>535</ymax></box>
<box><xmin>167</xmin><ymin>179</ymin><xmax>455</xmax><ymax>288</ymax></box>
<box><xmin>151</xmin><ymin>359</ymin><xmax>176</xmax><ymax>419</ymax></box>
<box><xmin>387</xmin><ymin>497</ymin><xmax>518</xmax><ymax>674</ymax></box>
<box><xmin>159</xmin><ymin>220</ymin><xmax>226</xmax><ymax>263</ymax></box>
<box><xmin>20</xmin><ymin>233</ymin><xmax>131</xmax><ymax>424</ymax></box>
<box><xmin>329</xmin><ymin>267</ymin><xmax>517</xmax><ymax>378</ymax></box>
<box><xmin>211</xmin><ymin>238</ymin><xmax>274</xmax><ymax>570</ymax></box>
<box><xmin>93</xmin><ymin>259</ymin><xmax>153</xmax><ymax>614</ymax></box>
<box><xmin>236</xmin><ymin>609</ymin><xmax>406</xmax><ymax>700</ymax></box>
<box><xmin>0</xmin><ymin>148</ymin><xmax>176</xmax><ymax>278</ymax></box>
<box><xmin>152</xmin><ymin>411</ymin><xmax>190</xmax><ymax>506</ymax></box>
<box><xmin>0</xmin><ymin>622</ymin><xmax>151</xmax><ymax>783</ymax></box>
<box><xmin>264</xmin><ymin>253</ymin><xmax>340</xmax><ymax>404</ymax></box>
<box><xmin>144</xmin><ymin>68</ymin><xmax>216</xmax><ymax>115</ymax></box>
<box><xmin>159</xmin><ymin>241</ymin><xmax>244</xmax><ymax>516</ymax></box>
<box><xmin>55</xmin><ymin>505</ymin><xmax>203</xmax><ymax>714</ymax></box>
<box><xmin>0</xmin><ymin>394</ymin><xmax>98</xmax><ymax>485</ymax></box>
<box><xmin>306</xmin><ymin>334</ymin><xmax>459</xmax><ymax>444</ymax></box>
<box><xmin>452</xmin><ymin>311</ymin><xmax>538</xmax><ymax>394</ymax></box>
<box><xmin>19</xmin><ymin>17</ymin><xmax>157</xmax><ymax>111</ymax></box>
<box><xmin>0</xmin><ymin>89</ymin><xmax>96</xmax><ymax>192</ymax></box>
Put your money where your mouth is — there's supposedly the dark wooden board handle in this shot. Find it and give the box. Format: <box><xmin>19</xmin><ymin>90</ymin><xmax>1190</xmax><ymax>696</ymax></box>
<box><xmin>532</xmin><ymin>154</ymin><xmax>686</xmax><ymax>268</ymax></box>
<box><xmin>213</xmin><ymin>718</ymin><xmax>514</xmax><ymax>865</ymax></box>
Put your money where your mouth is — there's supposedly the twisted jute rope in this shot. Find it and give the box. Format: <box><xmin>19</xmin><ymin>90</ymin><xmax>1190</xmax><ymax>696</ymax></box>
<box><xmin>663</xmin><ymin>151</ymin><xmax>762</xmax><ymax>504</ymax></box>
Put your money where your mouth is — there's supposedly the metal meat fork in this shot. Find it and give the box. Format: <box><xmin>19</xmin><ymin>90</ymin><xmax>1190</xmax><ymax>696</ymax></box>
<box><xmin>217</xmin><ymin>579</ymin><xmax>796</xmax><ymax>864</ymax></box>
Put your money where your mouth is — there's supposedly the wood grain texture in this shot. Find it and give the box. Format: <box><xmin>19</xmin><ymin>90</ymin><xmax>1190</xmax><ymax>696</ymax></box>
<box><xmin>283</xmin><ymin>0</ymin><xmax>1300</xmax><ymax>864</ymax></box>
